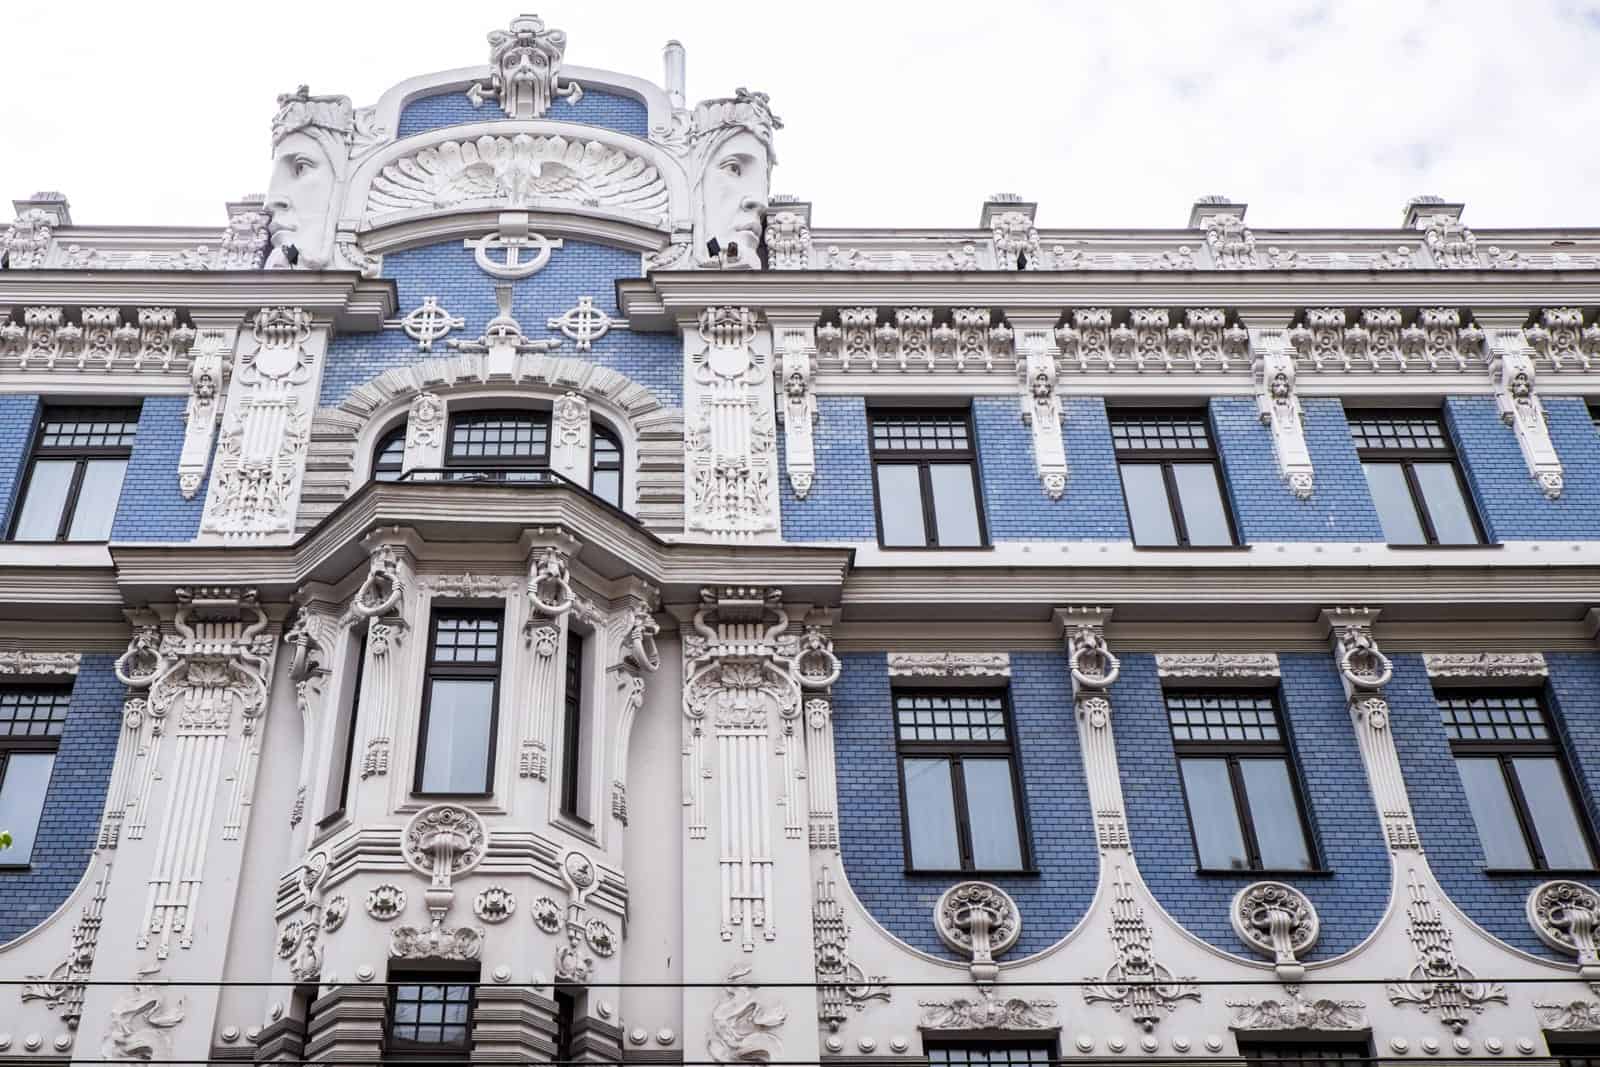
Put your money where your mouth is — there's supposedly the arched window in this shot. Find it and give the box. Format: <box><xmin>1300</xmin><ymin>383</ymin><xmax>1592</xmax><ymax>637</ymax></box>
<box><xmin>372</xmin><ymin>425</ymin><xmax>407</xmax><ymax>482</ymax></box>
<box><xmin>591</xmin><ymin>425</ymin><xmax>622</xmax><ymax>508</ymax></box>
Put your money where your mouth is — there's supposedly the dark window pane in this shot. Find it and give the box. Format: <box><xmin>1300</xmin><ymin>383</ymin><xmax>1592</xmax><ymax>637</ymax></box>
<box><xmin>896</xmin><ymin>692</ymin><xmax>1008</xmax><ymax>743</ymax></box>
<box><xmin>420</xmin><ymin>679</ymin><xmax>495</xmax><ymax>793</ymax></box>
<box><xmin>928</xmin><ymin>463</ymin><xmax>982</xmax><ymax>546</ymax></box>
<box><xmin>1181</xmin><ymin>757</ymin><xmax>1249</xmax><ymax>869</ymax></box>
<box><xmin>962</xmin><ymin>758</ymin><xmax>1023</xmax><ymax>870</ymax></box>
<box><xmin>928</xmin><ymin>1047</ymin><xmax>1053</xmax><ymax>1066</ymax></box>
<box><xmin>1513</xmin><ymin>757</ymin><xmax>1596</xmax><ymax>869</ymax></box>
<box><xmin>902</xmin><ymin>757</ymin><xmax>961</xmax><ymax>869</ymax></box>
<box><xmin>448</xmin><ymin>411</ymin><xmax>548</xmax><ymax>462</ymax></box>
<box><xmin>373</xmin><ymin>427</ymin><xmax>407</xmax><ymax>481</ymax></box>
<box><xmin>1239</xmin><ymin>758</ymin><xmax>1314</xmax><ymax>870</ymax></box>
<box><xmin>1362</xmin><ymin>462</ymin><xmax>1427</xmax><ymax>544</ymax></box>
<box><xmin>1172</xmin><ymin>462</ymin><xmax>1233</xmax><ymax>545</ymax></box>
<box><xmin>65</xmin><ymin>459</ymin><xmax>126</xmax><ymax>541</ymax></box>
<box><xmin>875</xmin><ymin>464</ymin><xmax>927</xmax><ymax>546</ymax></box>
<box><xmin>1166</xmin><ymin>692</ymin><xmax>1278</xmax><ymax>743</ymax></box>
<box><xmin>432</xmin><ymin>616</ymin><xmax>500</xmax><ymax>665</ymax></box>
<box><xmin>1439</xmin><ymin>693</ymin><xmax>1547</xmax><ymax>742</ymax></box>
<box><xmin>0</xmin><ymin>689</ymin><xmax>71</xmax><ymax>737</ymax></box>
<box><xmin>871</xmin><ymin>414</ymin><xmax>970</xmax><ymax>452</ymax></box>
<box><xmin>1111</xmin><ymin>414</ymin><xmax>1212</xmax><ymax>451</ymax></box>
<box><xmin>1413</xmin><ymin>461</ymin><xmax>1480</xmax><ymax>544</ymax></box>
<box><xmin>1348</xmin><ymin>413</ymin><xmax>1449</xmax><ymax>451</ymax></box>
<box><xmin>13</xmin><ymin>459</ymin><xmax>75</xmax><ymax>541</ymax></box>
<box><xmin>0</xmin><ymin>752</ymin><xmax>55</xmax><ymax>864</ymax></box>
<box><xmin>1120</xmin><ymin>463</ymin><xmax>1178</xmax><ymax>546</ymax></box>
<box><xmin>1455</xmin><ymin>757</ymin><xmax>1534</xmax><ymax>868</ymax></box>
<box><xmin>38</xmin><ymin>408</ymin><xmax>139</xmax><ymax>449</ymax></box>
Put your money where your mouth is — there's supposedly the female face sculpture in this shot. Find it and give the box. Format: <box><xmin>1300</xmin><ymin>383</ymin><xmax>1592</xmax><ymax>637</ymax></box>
<box><xmin>265</xmin><ymin>130</ymin><xmax>339</xmax><ymax>269</ymax></box>
<box><xmin>696</xmin><ymin>129</ymin><xmax>771</xmax><ymax>267</ymax></box>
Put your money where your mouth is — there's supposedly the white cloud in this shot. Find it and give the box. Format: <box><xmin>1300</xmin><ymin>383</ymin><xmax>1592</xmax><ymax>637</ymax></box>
<box><xmin>3</xmin><ymin>0</ymin><xmax>1598</xmax><ymax>229</ymax></box>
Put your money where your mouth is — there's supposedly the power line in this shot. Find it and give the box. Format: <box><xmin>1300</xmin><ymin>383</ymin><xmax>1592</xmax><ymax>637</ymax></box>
<box><xmin>12</xmin><ymin>974</ymin><xmax>1592</xmax><ymax>988</ymax></box>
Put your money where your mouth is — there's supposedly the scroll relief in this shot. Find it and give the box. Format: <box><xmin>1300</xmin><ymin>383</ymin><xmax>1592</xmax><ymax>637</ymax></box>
<box><xmin>1491</xmin><ymin>327</ymin><xmax>1564</xmax><ymax>498</ymax></box>
<box><xmin>686</xmin><ymin>309</ymin><xmax>779</xmax><ymax>538</ymax></box>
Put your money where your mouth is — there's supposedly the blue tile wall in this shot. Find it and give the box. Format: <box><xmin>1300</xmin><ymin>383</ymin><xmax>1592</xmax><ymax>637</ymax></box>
<box><xmin>777</xmin><ymin>396</ymin><xmax>877</xmax><ymax>542</ymax></box>
<box><xmin>396</xmin><ymin>88</ymin><xmax>649</xmax><ymax>139</ymax></box>
<box><xmin>834</xmin><ymin>651</ymin><xmax>1098</xmax><ymax>960</ymax></box>
<box><xmin>1212</xmin><ymin>397</ymin><xmax>1386</xmax><ymax>542</ymax></box>
<box><xmin>110</xmin><ymin>397</ymin><xmax>210</xmax><ymax>542</ymax></box>
<box><xmin>0</xmin><ymin>394</ymin><xmax>41</xmax><ymax>534</ymax></box>
<box><xmin>976</xmin><ymin>396</ymin><xmax>1131</xmax><ymax>541</ymax></box>
<box><xmin>1110</xmin><ymin>653</ymin><xmax>1390</xmax><ymax>959</ymax></box>
<box><xmin>320</xmin><ymin>239</ymin><xmax>680</xmax><ymax>409</ymax></box>
<box><xmin>0</xmin><ymin>655</ymin><xmax>122</xmax><ymax>942</ymax></box>
<box><xmin>1446</xmin><ymin>396</ymin><xmax>1600</xmax><ymax>541</ymax></box>
<box><xmin>1391</xmin><ymin>651</ymin><xmax>1600</xmax><ymax>960</ymax></box>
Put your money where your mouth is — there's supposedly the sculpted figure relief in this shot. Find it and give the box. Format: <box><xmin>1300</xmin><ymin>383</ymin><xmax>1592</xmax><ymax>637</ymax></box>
<box><xmin>266</xmin><ymin>87</ymin><xmax>356</xmax><ymax>271</ymax></box>
<box><xmin>689</xmin><ymin>89</ymin><xmax>781</xmax><ymax>269</ymax></box>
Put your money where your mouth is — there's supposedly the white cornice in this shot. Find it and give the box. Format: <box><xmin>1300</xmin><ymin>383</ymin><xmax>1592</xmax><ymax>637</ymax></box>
<box><xmin>0</xmin><ymin>273</ymin><xmax>397</xmax><ymax>332</ymax></box>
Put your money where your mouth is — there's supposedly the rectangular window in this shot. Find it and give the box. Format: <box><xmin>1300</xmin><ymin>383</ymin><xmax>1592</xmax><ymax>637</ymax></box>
<box><xmin>1110</xmin><ymin>411</ymin><xmax>1236</xmax><ymax>547</ymax></box>
<box><xmin>444</xmin><ymin>409</ymin><xmax>550</xmax><ymax>482</ymax></box>
<box><xmin>416</xmin><ymin>611</ymin><xmax>502</xmax><ymax>796</ymax></box>
<box><xmin>869</xmin><ymin>410</ymin><xmax>987</xmax><ymax>548</ymax></box>
<box><xmin>10</xmin><ymin>405</ymin><xmax>139</xmax><ymax>542</ymax></box>
<box><xmin>927</xmin><ymin>1045</ymin><xmax>1054</xmax><ymax>1066</ymax></box>
<box><xmin>894</xmin><ymin>690</ymin><xmax>1026</xmax><ymax>872</ymax></box>
<box><xmin>1439</xmin><ymin>691</ymin><xmax>1596</xmax><ymax>871</ymax></box>
<box><xmin>554</xmin><ymin>991</ymin><xmax>577</xmax><ymax>1064</ymax></box>
<box><xmin>1167</xmin><ymin>690</ymin><xmax>1316</xmax><ymax>872</ymax></box>
<box><xmin>0</xmin><ymin>686</ymin><xmax>70</xmax><ymax>866</ymax></box>
<box><xmin>327</xmin><ymin>631</ymin><xmax>367</xmax><ymax>823</ymax></box>
<box><xmin>1551</xmin><ymin>1044</ymin><xmax>1600</xmax><ymax>1067</ymax></box>
<box><xmin>560</xmin><ymin>631</ymin><xmax>585</xmax><ymax>818</ymax></box>
<box><xmin>386</xmin><ymin>970</ymin><xmax>475</xmax><ymax>1060</ymax></box>
<box><xmin>1349</xmin><ymin>411</ymin><xmax>1483</xmax><ymax>545</ymax></box>
<box><xmin>1241</xmin><ymin>1040</ymin><xmax>1372</xmax><ymax>1067</ymax></box>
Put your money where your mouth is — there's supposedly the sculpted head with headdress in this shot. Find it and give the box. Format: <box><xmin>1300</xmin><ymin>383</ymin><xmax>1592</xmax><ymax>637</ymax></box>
<box><xmin>265</xmin><ymin>86</ymin><xmax>356</xmax><ymax>270</ymax></box>
<box><xmin>688</xmin><ymin>88</ymin><xmax>780</xmax><ymax>268</ymax></box>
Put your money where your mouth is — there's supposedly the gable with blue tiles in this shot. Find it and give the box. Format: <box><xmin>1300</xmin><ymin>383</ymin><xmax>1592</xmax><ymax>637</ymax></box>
<box><xmin>1109</xmin><ymin>652</ymin><xmax>1389</xmax><ymax>960</ymax></box>
<box><xmin>976</xmin><ymin>396</ymin><xmax>1131</xmax><ymax>541</ymax></box>
<box><xmin>0</xmin><ymin>655</ymin><xmax>122</xmax><ymax>942</ymax></box>
<box><xmin>395</xmin><ymin>88</ymin><xmax>649</xmax><ymax>139</ymax></box>
<box><xmin>778</xmin><ymin>396</ymin><xmax>877</xmax><ymax>542</ymax></box>
<box><xmin>1390</xmin><ymin>651</ymin><xmax>1600</xmax><ymax>960</ymax></box>
<box><xmin>833</xmin><ymin>650</ymin><xmax>1097</xmax><ymax>960</ymax></box>
<box><xmin>1446</xmin><ymin>395</ymin><xmax>1600</xmax><ymax>541</ymax></box>
<box><xmin>320</xmin><ymin>238</ymin><xmax>681</xmax><ymax>409</ymax></box>
<box><xmin>1212</xmin><ymin>396</ymin><xmax>1386</xmax><ymax>542</ymax></box>
<box><xmin>110</xmin><ymin>397</ymin><xmax>211</xmax><ymax>543</ymax></box>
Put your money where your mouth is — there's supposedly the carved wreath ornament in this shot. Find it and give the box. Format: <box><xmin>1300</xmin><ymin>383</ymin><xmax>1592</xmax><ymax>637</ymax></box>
<box><xmin>1528</xmin><ymin>879</ymin><xmax>1600</xmax><ymax>968</ymax></box>
<box><xmin>935</xmin><ymin>881</ymin><xmax>1020</xmax><ymax>982</ymax></box>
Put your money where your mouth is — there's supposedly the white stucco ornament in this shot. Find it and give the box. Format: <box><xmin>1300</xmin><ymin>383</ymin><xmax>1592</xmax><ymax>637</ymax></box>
<box><xmin>1527</xmin><ymin>880</ymin><xmax>1600</xmax><ymax>976</ymax></box>
<box><xmin>265</xmin><ymin>87</ymin><xmax>370</xmax><ymax>272</ymax></box>
<box><xmin>934</xmin><ymin>881</ymin><xmax>1021</xmax><ymax>983</ymax></box>
<box><xmin>1230</xmin><ymin>881</ymin><xmax>1320</xmax><ymax>982</ymax></box>
<box><xmin>687</xmin><ymin>89</ymin><xmax>780</xmax><ymax>268</ymax></box>
<box><xmin>467</xmin><ymin>14</ymin><xmax>582</xmax><ymax>120</ymax></box>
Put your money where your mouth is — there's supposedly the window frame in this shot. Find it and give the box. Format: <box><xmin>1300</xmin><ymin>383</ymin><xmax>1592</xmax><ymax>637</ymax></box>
<box><xmin>892</xmin><ymin>688</ymin><xmax>1031</xmax><ymax>875</ymax></box>
<box><xmin>590</xmin><ymin>422</ymin><xmax>624</xmax><ymax>508</ymax></box>
<box><xmin>0</xmin><ymin>684</ymin><xmax>71</xmax><ymax>869</ymax></box>
<box><xmin>8</xmin><ymin>404</ymin><xmax>140</xmax><ymax>543</ymax></box>
<box><xmin>371</xmin><ymin>424</ymin><xmax>408</xmax><ymax>483</ymax></box>
<box><xmin>1108</xmin><ymin>408</ymin><xmax>1239</xmax><ymax>548</ymax></box>
<box><xmin>1238</xmin><ymin>1036</ymin><xmax>1374</xmax><ymax>1067</ymax></box>
<box><xmin>443</xmin><ymin>409</ymin><xmax>551</xmax><ymax>470</ymax></box>
<box><xmin>1438</xmin><ymin>688</ymin><xmax>1599</xmax><ymax>873</ymax></box>
<box><xmin>924</xmin><ymin>1039</ymin><xmax>1059</xmax><ymax>1066</ymax></box>
<box><xmin>867</xmin><ymin>407</ymin><xmax>989</xmax><ymax>549</ymax></box>
<box><xmin>384</xmin><ymin>965</ymin><xmax>478</xmax><ymax>1060</ymax></box>
<box><xmin>559</xmin><ymin>629</ymin><xmax>587</xmax><ymax>820</ymax></box>
<box><xmin>1166</xmin><ymin>688</ymin><xmax>1321</xmax><ymax>874</ymax></box>
<box><xmin>1347</xmin><ymin>408</ymin><xmax>1485</xmax><ymax>546</ymax></box>
<box><xmin>321</xmin><ymin>630</ymin><xmax>367</xmax><ymax>827</ymax></box>
<box><xmin>413</xmin><ymin>609</ymin><xmax>504</xmax><ymax>798</ymax></box>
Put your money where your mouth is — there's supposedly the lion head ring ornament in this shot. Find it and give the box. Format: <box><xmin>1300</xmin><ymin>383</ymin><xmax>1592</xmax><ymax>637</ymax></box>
<box><xmin>1068</xmin><ymin>624</ymin><xmax>1121</xmax><ymax>689</ymax></box>
<box><xmin>623</xmin><ymin>603</ymin><xmax>661</xmax><ymax>674</ymax></box>
<box><xmin>794</xmin><ymin>625</ymin><xmax>841</xmax><ymax>690</ymax></box>
<box><xmin>528</xmin><ymin>548</ymin><xmax>575</xmax><ymax>618</ymax></box>
<box><xmin>114</xmin><ymin>625</ymin><xmax>167</xmax><ymax>689</ymax></box>
<box><xmin>1337</xmin><ymin>627</ymin><xmax>1393</xmax><ymax>690</ymax></box>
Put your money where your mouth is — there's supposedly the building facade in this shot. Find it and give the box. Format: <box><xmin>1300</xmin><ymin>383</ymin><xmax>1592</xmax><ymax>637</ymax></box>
<box><xmin>2</xmin><ymin>14</ymin><xmax>1600</xmax><ymax>1066</ymax></box>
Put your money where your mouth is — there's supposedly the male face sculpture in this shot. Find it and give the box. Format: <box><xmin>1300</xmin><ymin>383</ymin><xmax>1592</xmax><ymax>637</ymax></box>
<box><xmin>698</xmin><ymin>129</ymin><xmax>770</xmax><ymax>266</ymax></box>
<box><xmin>265</xmin><ymin>130</ymin><xmax>338</xmax><ymax>269</ymax></box>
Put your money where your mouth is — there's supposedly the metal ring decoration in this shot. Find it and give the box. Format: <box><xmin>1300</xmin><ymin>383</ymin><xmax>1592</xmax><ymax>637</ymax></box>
<box><xmin>1069</xmin><ymin>628</ymin><xmax>1121</xmax><ymax>689</ymax></box>
<box><xmin>1339</xmin><ymin>639</ymin><xmax>1393</xmax><ymax>690</ymax></box>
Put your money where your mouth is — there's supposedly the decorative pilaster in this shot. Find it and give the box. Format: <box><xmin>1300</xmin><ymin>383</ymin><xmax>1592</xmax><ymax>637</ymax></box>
<box><xmin>283</xmin><ymin>600</ymin><xmax>335</xmax><ymax>829</ymax></box>
<box><xmin>139</xmin><ymin>588</ymin><xmax>277</xmax><ymax>960</ymax></box>
<box><xmin>519</xmin><ymin>543</ymin><xmax>576</xmax><ymax>781</ymax></box>
<box><xmin>344</xmin><ymin>536</ymin><xmax>413</xmax><ymax>779</ymax></box>
<box><xmin>795</xmin><ymin>627</ymin><xmax>841</xmax><ymax>849</ymax></box>
<box><xmin>178</xmin><ymin>325</ymin><xmax>233</xmax><ymax>498</ymax></box>
<box><xmin>401</xmin><ymin>391</ymin><xmax>446</xmax><ymax>473</ymax></box>
<box><xmin>1490</xmin><ymin>327</ymin><xmax>1564</xmax><ymax>499</ymax></box>
<box><xmin>1252</xmin><ymin>327</ymin><xmax>1315</xmax><ymax>499</ymax></box>
<box><xmin>1056</xmin><ymin>607</ymin><xmax>1127</xmax><ymax>850</ymax></box>
<box><xmin>608</xmin><ymin>594</ymin><xmax>661</xmax><ymax>821</ymax></box>
<box><xmin>549</xmin><ymin>391</ymin><xmax>591</xmax><ymax>485</ymax></box>
<box><xmin>685</xmin><ymin>308</ymin><xmax>780</xmax><ymax>538</ymax></box>
<box><xmin>201</xmin><ymin>307</ymin><xmax>324</xmax><ymax>540</ymax></box>
<box><xmin>763</xmin><ymin>200</ymin><xmax>812</xmax><ymax>270</ymax></box>
<box><xmin>776</xmin><ymin>325</ymin><xmax>818</xmax><ymax>499</ymax></box>
<box><xmin>1016</xmin><ymin>329</ymin><xmax>1067</xmax><ymax>499</ymax></box>
<box><xmin>1322</xmin><ymin>607</ymin><xmax>1420</xmax><ymax>851</ymax></box>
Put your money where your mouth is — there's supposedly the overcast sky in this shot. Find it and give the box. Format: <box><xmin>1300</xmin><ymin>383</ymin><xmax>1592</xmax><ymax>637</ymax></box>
<box><xmin>5</xmin><ymin>0</ymin><xmax>1600</xmax><ymax>231</ymax></box>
